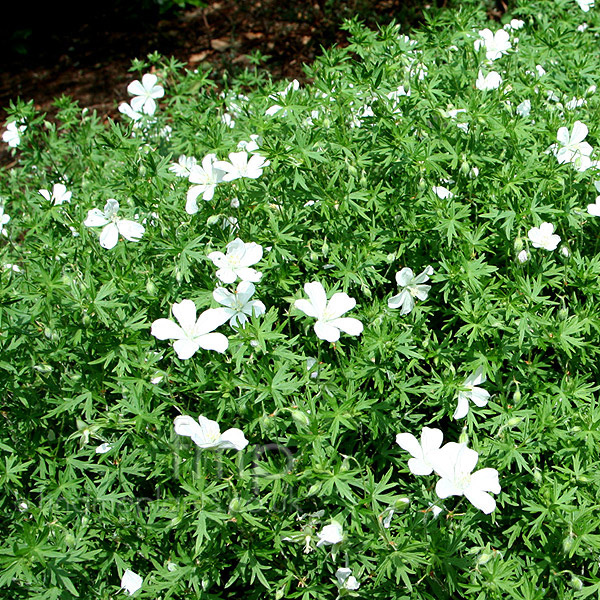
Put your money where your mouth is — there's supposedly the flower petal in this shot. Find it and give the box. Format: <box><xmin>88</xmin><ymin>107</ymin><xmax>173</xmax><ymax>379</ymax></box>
<box><xmin>218</xmin><ymin>428</ymin><xmax>249</xmax><ymax>450</ymax></box>
<box><xmin>151</xmin><ymin>318</ymin><xmax>184</xmax><ymax>341</ymax></box>
<box><xmin>84</xmin><ymin>208</ymin><xmax>109</xmax><ymax>227</ymax></box>
<box><xmin>464</xmin><ymin>488</ymin><xmax>497</xmax><ymax>514</ymax></box>
<box><xmin>174</xmin><ymin>415</ymin><xmax>202</xmax><ymax>439</ymax></box>
<box><xmin>328</xmin><ymin>317</ymin><xmax>363</xmax><ymax>337</ymax></box>
<box><xmin>197</xmin><ymin>332</ymin><xmax>229</xmax><ymax>353</ymax></box>
<box><xmin>117</xmin><ymin>219</ymin><xmax>145</xmax><ymax>242</ymax></box>
<box><xmin>326</xmin><ymin>292</ymin><xmax>356</xmax><ymax>319</ymax></box>
<box><xmin>172</xmin><ymin>299</ymin><xmax>197</xmax><ymax>334</ymax></box>
<box><xmin>304</xmin><ymin>282</ymin><xmax>328</xmax><ymax>317</ymax></box>
<box><xmin>99</xmin><ymin>223</ymin><xmax>119</xmax><ymax>249</ymax></box>
<box><xmin>314</xmin><ymin>320</ymin><xmax>341</xmax><ymax>342</ymax></box>
<box><xmin>194</xmin><ymin>307</ymin><xmax>230</xmax><ymax>335</ymax></box>
<box><xmin>173</xmin><ymin>338</ymin><xmax>200</xmax><ymax>360</ymax></box>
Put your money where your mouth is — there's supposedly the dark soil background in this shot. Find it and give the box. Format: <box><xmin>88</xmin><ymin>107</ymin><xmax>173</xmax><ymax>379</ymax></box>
<box><xmin>0</xmin><ymin>0</ymin><xmax>505</xmax><ymax>126</ymax></box>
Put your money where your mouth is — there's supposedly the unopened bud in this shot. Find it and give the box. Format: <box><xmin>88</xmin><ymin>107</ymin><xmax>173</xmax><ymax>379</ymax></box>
<box><xmin>146</xmin><ymin>279</ymin><xmax>156</xmax><ymax>295</ymax></box>
<box><xmin>514</xmin><ymin>237</ymin><xmax>524</xmax><ymax>252</ymax></box>
<box><xmin>569</xmin><ymin>576</ymin><xmax>583</xmax><ymax>591</ymax></box>
<box><xmin>290</xmin><ymin>409</ymin><xmax>310</xmax><ymax>428</ymax></box>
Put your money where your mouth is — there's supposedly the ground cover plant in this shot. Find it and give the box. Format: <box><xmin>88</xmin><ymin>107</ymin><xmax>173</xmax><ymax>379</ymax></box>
<box><xmin>2</xmin><ymin>0</ymin><xmax>600</xmax><ymax>598</ymax></box>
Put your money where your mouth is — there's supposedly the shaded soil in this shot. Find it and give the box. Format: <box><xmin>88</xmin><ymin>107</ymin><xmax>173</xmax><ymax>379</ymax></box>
<box><xmin>0</xmin><ymin>0</ymin><xmax>506</xmax><ymax>147</ymax></box>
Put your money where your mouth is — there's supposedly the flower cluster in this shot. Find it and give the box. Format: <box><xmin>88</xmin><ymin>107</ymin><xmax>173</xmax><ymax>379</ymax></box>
<box><xmin>396</xmin><ymin>427</ymin><xmax>501</xmax><ymax>514</ymax></box>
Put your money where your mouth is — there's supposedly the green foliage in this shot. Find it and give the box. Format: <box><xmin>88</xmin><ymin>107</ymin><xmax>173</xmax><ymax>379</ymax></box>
<box><xmin>2</xmin><ymin>1</ymin><xmax>600</xmax><ymax>598</ymax></box>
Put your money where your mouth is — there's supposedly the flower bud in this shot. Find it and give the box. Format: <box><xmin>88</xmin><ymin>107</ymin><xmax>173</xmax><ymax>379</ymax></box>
<box><xmin>146</xmin><ymin>279</ymin><xmax>156</xmax><ymax>295</ymax></box>
<box><xmin>563</xmin><ymin>535</ymin><xmax>574</xmax><ymax>553</ymax></box>
<box><xmin>507</xmin><ymin>416</ymin><xmax>522</xmax><ymax>427</ymax></box>
<box><xmin>290</xmin><ymin>409</ymin><xmax>310</xmax><ymax>428</ymax></box>
<box><xmin>517</xmin><ymin>250</ymin><xmax>528</xmax><ymax>263</ymax></box>
<box><xmin>514</xmin><ymin>237</ymin><xmax>524</xmax><ymax>252</ymax></box>
<box><xmin>533</xmin><ymin>469</ymin><xmax>542</xmax><ymax>483</ymax></box>
<box><xmin>569</xmin><ymin>576</ymin><xmax>583</xmax><ymax>591</ymax></box>
<box><xmin>458</xmin><ymin>427</ymin><xmax>469</xmax><ymax>445</ymax></box>
<box><xmin>513</xmin><ymin>386</ymin><xmax>521</xmax><ymax>403</ymax></box>
<box><xmin>206</xmin><ymin>214</ymin><xmax>220</xmax><ymax>226</ymax></box>
<box><xmin>558</xmin><ymin>307</ymin><xmax>568</xmax><ymax>320</ymax></box>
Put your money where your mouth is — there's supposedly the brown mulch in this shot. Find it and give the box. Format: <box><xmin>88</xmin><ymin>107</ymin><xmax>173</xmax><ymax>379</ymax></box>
<box><xmin>0</xmin><ymin>0</ymin><xmax>505</xmax><ymax>152</ymax></box>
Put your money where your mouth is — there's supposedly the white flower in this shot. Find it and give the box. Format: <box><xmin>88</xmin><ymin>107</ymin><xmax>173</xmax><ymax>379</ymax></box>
<box><xmin>587</xmin><ymin>196</ymin><xmax>600</xmax><ymax>216</ymax></box>
<box><xmin>516</xmin><ymin>99</ymin><xmax>531</xmax><ymax>118</ymax></box>
<box><xmin>553</xmin><ymin>121</ymin><xmax>593</xmax><ymax>165</ymax></box>
<box><xmin>504</xmin><ymin>19</ymin><xmax>524</xmax><ymax>30</ymax></box>
<box><xmin>528</xmin><ymin>222</ymin><xmax>561</xmax><ymax>251</ymax></box>
<box><xmin>214</xmin><ymin>151</ymin><xmax>270</xmax><ymax>182</ymax></box>
<box><xmin>536</xmin><ymin>64</ymin><xmax>546</xmax><ymax>77</ymax></box>
<box><xmin>294</xmin><ymin>281</ymin><xmax>363</xmax><ymax>343</ymax></box>
<box><xmin>517</xmin><ymin>249</ymin><xmax>529</xmax><ymax>263</ymax></box>
<box><xmin>95</xmin><ymin>443</ymin><xmax>113</xmax><ymax>454</ymax></box>
<box><xmin>476</xmin><ymin>70</ymin><xmax>502</xmax><ymax>91</ymax></box>
<box><xmin>433</xmin><ymin>185</ymin><xmax>453</xmax><ymax>199</ymax></box>
<box><xmin>39</xmin><ymin>183</ymin><xmax>72</xmax><ymax>205</ymax></box>
<box><xmin>118</xmin><ymin>102</ymin><xmax>144</xmax><ymax>122</ymax></box>
<box><xmin>474</xmin><ymin>28</ymin><xmax>511</xmax><ymax>61</ymax></box>
<box><xmin>207</xmin><ymin>238</ymin><xmax>263</xmax><ymax>284</ymax></box>
<box><xmin>151</xmin><ymin>299</ymin><xmax>230</xmax><ymax>359</ymax></box>
<box><xmin>170</xmin><ymin>155</ymin><xmax>197</xmax><ymax>177</ymax></box>
<box><xmin>2</xmin><ymin>121</ymin><xmax>26</xmax><ymax>148</ymax></box>
<box><xmin>121</xmin><ymin>569</ymin><xmax>143</xmax><ymax>595</ymax></box>
<box><xmin>432</xmin><ymin>442</ymin><xmax>501</xmax><ymax>514</ymax></box>
<box><xmin>396</xmin><ymin>427</ymin><xmax>443</xmax><ymax>475</ymax></box>
<box><xmin>388</xmin><ymin>266</ymin><xmax>434</xmax><ymax>315</ymax></box>
<box><xmin>578</xmin><ymin>22</ymin><xmax>589</xmax><ymax>32</ymax></box>
<box><xmin>0</xmin><ymin>205</ymin><xmax>10</xmax><ymax>237</ymax></box>
<box><xmin>335</xmin><ymin>568</ymin><xmax>360</xmax><ymax>590</ymax></box>
<box><xmin>4</xmin><ymin>263</ymin><xmax>21</xmax><ymax>272</ymax></box>
<box><xmin>453</xmin><ymin>366</ymin><xmax>490</xmax><ymax>419</ymax></box>
<box><xmin>174</xmin><ymin>414</ymin><xmax>248</xmax><ymax>450</ymax></box>
<box><xmin>576</xmin><ymin>0</ymin><xmax>594</xmax><ymax>12</ymax></box>
<box><xmin>84</xmin><ymin>199</ymin><xmax>145</xmax><ymax>249</ymax></box>
<box><xmin>186</xmin><ymin>154</ymin><xmax>225</xmax><ymax>212</ymax></box>
<box><xmin>316</xmin><ymin>521</ymin><xmax>343</xmax><ymax>547</ymax></box>
<box><xmin>213</xmin><ymin>281</ymin><xmax>266</xmax><ymax>328</ymax></box>
<box><xmin>127</xmin><ymin>73</ymin><xmax>164</xmax><ymax>116</ymax></box>
<box><xmin>222</xmin><ymin>112</ymin><xmax>235</xmax><ymax>128</ymax></box>
<box><xmin>237</xmin><ymin>135</ymin><xmax>260</xmax><ymax>153</ymax></box>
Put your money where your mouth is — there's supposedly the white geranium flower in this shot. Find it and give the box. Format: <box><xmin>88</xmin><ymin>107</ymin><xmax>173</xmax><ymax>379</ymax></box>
<box><xmin>476</xmin><ymin>70</ymin><xmax>502</xmax><ymax>91</ymax></box>
<box><xmin>474</xmin><ymin>28</ymin><xmax>511</xmax><ymax>60</ymax></box>
<box><xmin>453</xmin><ymin>367</ymin><xmax>490</xmax><ymax>419</ymax></box>
<box><xmin>517</xmin><ymin>249</ymin><xmax>529</xmax><ymax>263</ymax></box>
<box><xmin>127</xmin><ymin>73</ymin><xmax>164</xmax><ymax>116</ymax></box>
<box><xmin>207</xmin><ymin>238</ymin><xmax>263</xmax><ymax>284</ymax></box>
<box><xmin>504</xmin><ymin>19</ymin><xmax>524</xmax><ymax>30</ymax></box>
<box><xmin>121</xmin><ymin>569</ymin><xmax>143</xmax><ymax>595</ymax></box>
<box><xmin>169</xmin><ymin>155</ymin><xmax>197</xmax><ymax>178</ymax></box>
<box><xmin>336</xmin><ymin>568</ymin><xmax>360</xmax><ymax>590</ymax></box>
<box><xmin>294</xmin><ymin>281</ymin><xmax>363</xmax><ymax>343</ymax></box>
<box><xmin>433</xmin><ymin>186</ymin><xmax>453</xmax><ymax>199</ymax></box>
<box><xmin>432</xmin><ymin>442</ymin><xmax>501</xmax><ymax>514</ymax></box>
<box><xmin>95</xmin><ymin>443</ymin><xmax>113</xmax><ymax>454</ymax></box>
<box><xmin>388</xmin><ymin>266</ymin><xmax>434</xmax><ymax>315</ymax></box>
<box><xmin>587</xmin><ymin>197</ymin><xmax>600</xmax><ymax>216</ymax></box>
<box><xmin>186</xmin><ymin>154</ymin><xmax>225</xmax><ymax>212</ymax></box>
<box><xmin>84</xmin><ymin>199</ymin><xmax>145</xmax><ymax>249</ymax></box>
<box><xmin>214</xmin><ymin>151</ymin><xmax>270</xmax><ymax>182</ymax></box>
<box><xmin>396</xmin><ymin>427</ymin><xmax>444</xmax><ymax>475</ymax></box>
<box><xmin>174</xmin><ymin>414</ymin><xmax>248</xmax><ymax>450</ymax></box>
<box><xmin>0</xmin><ymin>205</ymin><xmax>10</xmax><ymax>237</ymax></box>
<box><xmin>151</xmin><ymin>299</ymin><xmax>230</xmax><ymax>359</ymax></box>
<box><xmin>316</xmin><ymin>521</ymin><xmax>343</xmax><ymax>547</ymax></box>
<box><xmin>528</xmin><ymin>222</ymin><xmax>561</xmax><ymax>251</ymax></box>
<box><xmin>576</xmin><ymin>0</ymin><xmax>594</xmax><ymax>12</ymax></box>
<box><xmin>39</xmin><ymin>183</ymin><xmax>72</xmax><ymax>205</ymax></box>
<box><xmin>553</xmin><ymin>121</ymin><xmax>593</xmax><ymax>165</ymax></box>
<box><xmin>2</xmin><ymin>121</ymin><xmax>26</xmax><ymax>148</ymax></box>
<box><xmin>516</xmin><ymin>99</ymin><xmax>531</xmax><ymax>118</ymax></box>
<box><xmin>237</xmin><ymin>134</ymin><xmax>260</xmax><ymax>153</ymax></box>
<box><xmin>213</xmin><ymin>281</ymin><xmax>266</xmax><ymax>328</ymax></box>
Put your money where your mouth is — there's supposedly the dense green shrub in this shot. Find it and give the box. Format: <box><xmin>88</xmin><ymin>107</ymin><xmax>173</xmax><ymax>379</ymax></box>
<box><xmin>2</xmin><ymin>1</ymin><xmax>600</xmax><ymax>598</ymax></box>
